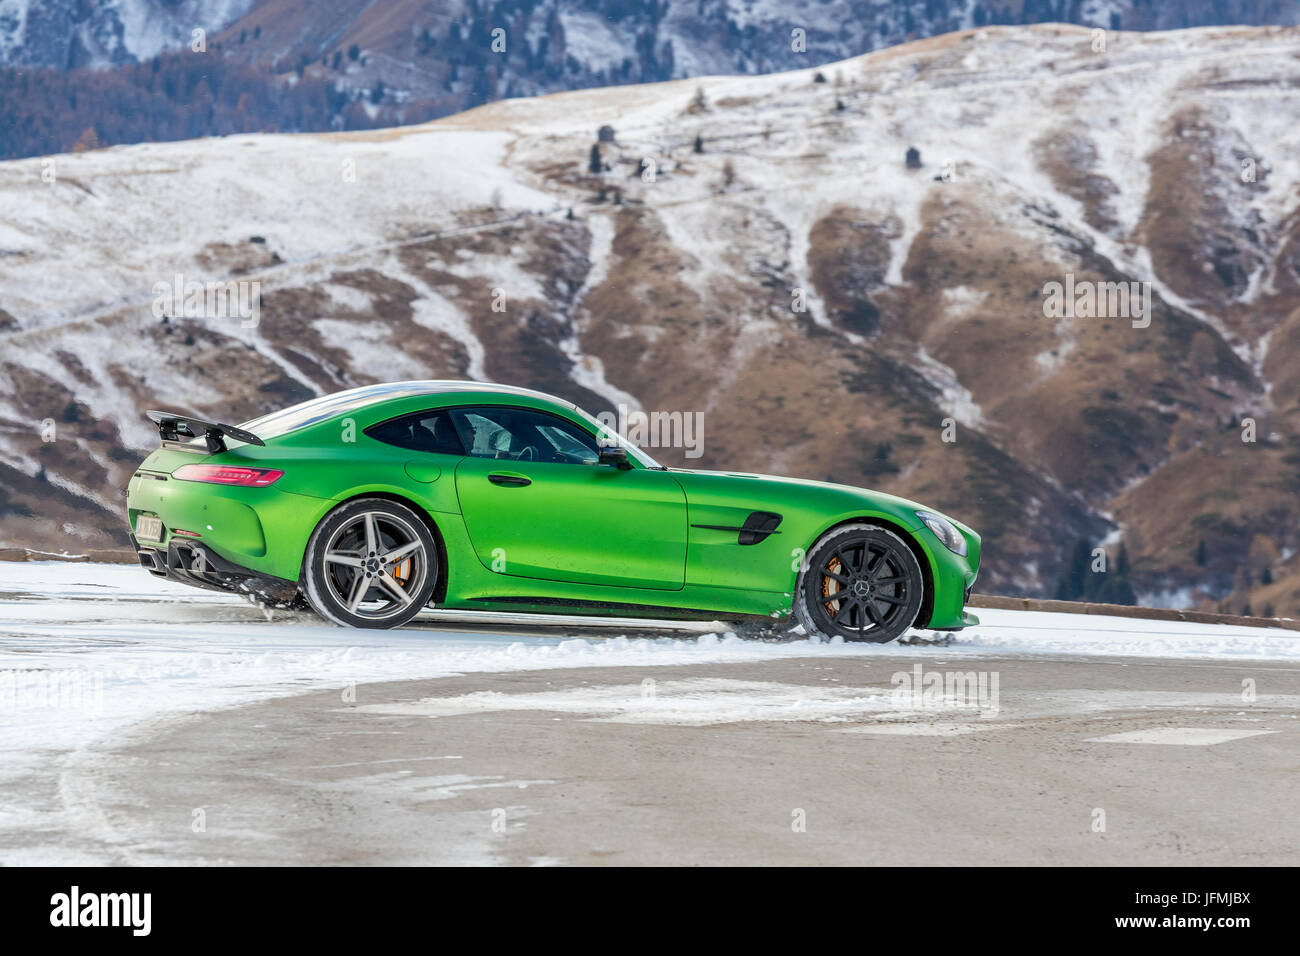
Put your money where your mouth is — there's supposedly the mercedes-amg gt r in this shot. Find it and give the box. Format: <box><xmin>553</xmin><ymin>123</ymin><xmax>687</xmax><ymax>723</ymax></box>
<box><xmin>125</xmin><ymin>381</ymin><xmax>980</xmax><ymax>642</ymax></box>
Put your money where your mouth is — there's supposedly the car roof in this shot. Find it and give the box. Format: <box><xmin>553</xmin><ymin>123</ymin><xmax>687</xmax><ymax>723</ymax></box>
<box><xmin>321</xmin><ymin>380</ymin><xmax>576</xmax><ymax>406</ymax></box>
<box><xmin>240</xmin><ymin>380</ymin><xmax>577</xmax><ymax>440</ymax></box>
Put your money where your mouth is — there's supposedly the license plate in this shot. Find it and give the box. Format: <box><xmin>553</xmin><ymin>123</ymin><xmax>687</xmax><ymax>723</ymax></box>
<box><xmin>136</xmin><ymin>515</ymin><xmax>163</xmax><ymax>542</ymax></box>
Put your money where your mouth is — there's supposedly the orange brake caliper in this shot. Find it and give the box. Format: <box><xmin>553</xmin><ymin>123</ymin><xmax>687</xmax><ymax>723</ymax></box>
<box><xmin>822</xmin><ymin>556</ymin><xmax>842</xmax><ymax>606</ymax></box>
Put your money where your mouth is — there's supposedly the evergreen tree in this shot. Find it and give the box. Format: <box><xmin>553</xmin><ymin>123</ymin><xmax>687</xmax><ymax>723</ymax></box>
<box><xmin>1066</xmin><ymin>538</ymin><xmax>1090</xmax><ymax>600</ymax></box>
<box><xmin>1096</xmin><ymin>576</ymin><xmax>1137</xmax><ymax>606</ymax></box>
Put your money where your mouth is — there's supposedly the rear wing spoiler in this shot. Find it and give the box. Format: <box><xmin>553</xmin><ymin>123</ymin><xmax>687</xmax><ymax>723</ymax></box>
<box><xmin>146</xmin><ymin>410</ymin><xmax>265</xmax><ymax>454</ymax></box>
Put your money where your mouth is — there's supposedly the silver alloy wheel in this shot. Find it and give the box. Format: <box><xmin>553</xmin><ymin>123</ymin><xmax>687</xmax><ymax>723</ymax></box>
<box><xmin>321</xmin><ymin>510</ymin><xmax>429</xmax><ymax>621</ymax></box>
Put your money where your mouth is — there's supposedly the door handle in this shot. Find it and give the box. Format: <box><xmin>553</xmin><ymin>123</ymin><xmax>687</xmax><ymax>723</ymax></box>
<box><xmin>488</xmin><ymin>474</ymin><xmax>531</xmax><ymax>487</ymax></box>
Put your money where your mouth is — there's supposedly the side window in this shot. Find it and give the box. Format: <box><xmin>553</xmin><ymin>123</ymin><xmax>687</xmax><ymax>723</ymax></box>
<box><xmin>449</xmin><ymin>407</ymin><xmax>602</xmax><ymax>464</ymax></box>
<box><xmin>365</xmin><ymin>411</ymin><xmax>466</xmax><ymax>455</ymax></box>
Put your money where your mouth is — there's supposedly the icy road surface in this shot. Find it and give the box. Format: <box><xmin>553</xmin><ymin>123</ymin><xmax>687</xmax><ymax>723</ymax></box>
<box><xmin>0</xmin><ymin>562</ymin><xmax>1296</xmax><ymax>762</ymax></box>
<box><xmin>2</xmin><ymin>561</ymin><xmax>1300</xmax><ymax>868</ymax></box>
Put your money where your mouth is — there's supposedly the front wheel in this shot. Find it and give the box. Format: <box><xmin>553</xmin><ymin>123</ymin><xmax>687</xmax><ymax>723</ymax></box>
<box><xmin>302</xmin><ymin>498</ymin><xmax>439</xmax><ymax>629</ymax></box>
<box><xmin>793</xmin><ymin>523</ymin><xmax>924</xmax><ymax>643</ymax></box>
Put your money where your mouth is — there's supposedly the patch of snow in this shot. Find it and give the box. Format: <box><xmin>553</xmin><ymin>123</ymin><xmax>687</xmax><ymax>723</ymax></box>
<box><xmin>321</xmin><ymin>282</ymin><xmax>375</xmax><ymax>313</ymax></box>
<box><xmin>356</xmin><ymin>678</ymin><xmax>921</xmax><ymax>726</ymax></box>
<box><xmin>1138</xmin><ymin>586</ymin><xmax>1199</xmax><ymax>611</ymax></box>
<box><xmin>380</xmin><ymin>257</ymin><xmax>488</xmax><ymax>382</ymax></box>
<box><xmin>312</xmin><ymin>318</ymin><xmax>429</xmax><ymax>381</ymax></box>
<box><xmin>914</xmin><ymin>347</ymin><xmax>984</xmax><ymax>428</ymax></box>
<box><xmin>557</xmin><ymin>11</ymin><xmax>632</xmax><ymax>75</ymax></box>
<box><xmin>115</xmin><ymin>1</ymin><xmax>257</xmax><ymax>63</ymax></box>
<box><xmin>941</xmin><ymin>285</ymin><xmax>987</xmax><ymax>315</ymax></box>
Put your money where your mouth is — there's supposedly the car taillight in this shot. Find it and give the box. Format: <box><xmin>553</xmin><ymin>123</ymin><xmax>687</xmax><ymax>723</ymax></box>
<box><xmin>173</xmin><ymin>464</ymin><xmax>284</xmax><ymax>487</ymax></box>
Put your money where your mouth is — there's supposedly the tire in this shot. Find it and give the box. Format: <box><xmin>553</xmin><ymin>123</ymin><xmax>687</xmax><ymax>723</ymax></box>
<box><xmin>302</xmin><ymin>498</ymin><xmax>439</xmax><ymax>629</ymax></box>
<box><xmin>793</xmin><ymin>523</ymin><xmax>925</xmax><ymax>643</ymax></box>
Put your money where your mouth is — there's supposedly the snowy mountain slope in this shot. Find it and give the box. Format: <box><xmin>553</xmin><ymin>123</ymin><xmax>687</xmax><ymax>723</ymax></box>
<box><xmin>7</xmin><ymin>2</ymin><xmax>1300</xmax><ymax>161</ymax></box>
<box><xmin>1</xmin><ymin>24</ymin><xmax>1299</xmax><ymax>612</ymax></box>
<box><xmin>8</xmin><ymin>1</ymin><xmax>1300</xmax><ymax>73</ymax></box>
<box><xmin>153</xmin><ymin>0</ymin><xmax>1300</xmax><ymax>130</ymax></box>
<box><xmin>0</xmin><ymin>0</ymin><xmax>256</xmax><ymax>68</ymax></box>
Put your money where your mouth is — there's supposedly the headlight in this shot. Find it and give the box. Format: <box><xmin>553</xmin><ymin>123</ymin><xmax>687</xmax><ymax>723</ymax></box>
<box><xmin>916</xmin><ymin>510</ymin><xmax>967</xmax><ymax>556</ymax></box>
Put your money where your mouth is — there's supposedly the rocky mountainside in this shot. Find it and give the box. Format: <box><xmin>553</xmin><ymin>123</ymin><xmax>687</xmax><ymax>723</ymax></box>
<box><xmin>7</xmin><ymin>2</ymin><xmax>1300</xmax><ymax>74</ymax></box>
<box><xmin>0</xmin><ymin>0</ymin><xmax>257</xmax><ymax>68</ymax></box>
<box><xmin>1</xmin><ymin>24</ymin><xmax>1298</xmax><ymax>615</ymax></box>
<box><xmin>5</xmin><ymin>2</ymin><xmax>1300</xmax><ymax>159</ymax></box>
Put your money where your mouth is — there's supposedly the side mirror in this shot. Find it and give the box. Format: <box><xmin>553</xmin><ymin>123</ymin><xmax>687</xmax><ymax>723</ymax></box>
<box><xmin>598</xmin><ymin>445</ymin><xmax>630</xmax><ymax>469</ymax></box>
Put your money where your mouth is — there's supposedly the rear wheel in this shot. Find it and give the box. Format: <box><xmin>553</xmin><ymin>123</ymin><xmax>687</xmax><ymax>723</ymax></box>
<box><xmin>303</xmin><ymin>498</ymin><xmax>438</xmax><ymax>629</ymax></box>
<box><xmin>793</xmin><ymin>523</ymin><xmax>924</xmax><ymax>643</ymax></box>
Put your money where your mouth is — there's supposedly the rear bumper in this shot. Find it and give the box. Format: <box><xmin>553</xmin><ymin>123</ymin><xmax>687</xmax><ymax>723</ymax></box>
<box><xmin>132</xmin><ymin>535</ymin><xmax>300</xmax><ymax>606</ymax></box>
<box><xmin>126</xmin><ymin>459</ymin><xmax>332</xmax><ymax>582</ymax></box>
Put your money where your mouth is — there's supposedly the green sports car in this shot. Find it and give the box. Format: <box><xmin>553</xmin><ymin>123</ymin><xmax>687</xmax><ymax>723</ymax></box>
<box><xmin>126</xmin><ymin>381</ymin><xmax>980</xmax><ymax>642</ymax></box>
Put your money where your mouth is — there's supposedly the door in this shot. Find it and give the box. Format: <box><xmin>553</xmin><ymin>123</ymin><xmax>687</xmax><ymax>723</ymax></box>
<box><xmin>450</xmin><ymin>406</ymin><xmax>688</xmax><ymax>590</ymax></box>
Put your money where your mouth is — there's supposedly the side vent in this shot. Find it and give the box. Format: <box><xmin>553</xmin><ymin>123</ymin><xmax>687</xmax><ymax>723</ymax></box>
<box><xmin>738</xmin><ymin>511</ymin><xmax>782</xmax><ymax>545</ymax></box>
<box><xmin>692</xmin><ymin>511</ymin><xmax>783</xmax><ymax>545</ymax></box>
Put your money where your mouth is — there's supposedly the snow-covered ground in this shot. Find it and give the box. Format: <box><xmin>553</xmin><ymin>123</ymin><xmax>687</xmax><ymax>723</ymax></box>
<box><xmin>3</xmin><ymin>561</ymin><xmax>1299</xmax><ymax>763</ymax></box>
<box><xmin>2</xmin><ymin>560</ymin><xmax>1299</xmax><ymax>863</ymax></box>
